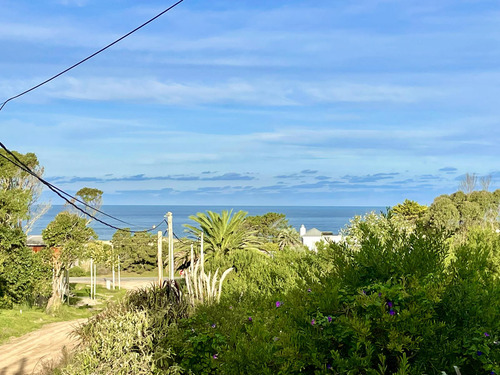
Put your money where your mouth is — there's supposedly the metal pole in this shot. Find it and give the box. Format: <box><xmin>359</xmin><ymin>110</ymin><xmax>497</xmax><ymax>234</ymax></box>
<box><xmin>167</xmin><ymin>212</ymin><xmax>174</xmax><ymax>281</ymax></box>
<box><xmin>158</xmin><ymin>230</ymin><xmax>163</xmax><ymax>285</ymax></box>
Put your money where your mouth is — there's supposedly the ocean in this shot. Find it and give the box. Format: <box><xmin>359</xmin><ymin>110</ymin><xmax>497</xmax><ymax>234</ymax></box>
<box><xmin>29</xmin><ymin>205</ymin><xmax>385</xmax><ymax>240</ymax></box>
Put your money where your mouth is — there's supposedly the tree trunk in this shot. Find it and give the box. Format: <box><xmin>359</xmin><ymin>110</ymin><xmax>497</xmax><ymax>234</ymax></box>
<box><xmin>45</xmin><ymin>264</ymin><xmax>64</xmax><ymax>313</ymax></box>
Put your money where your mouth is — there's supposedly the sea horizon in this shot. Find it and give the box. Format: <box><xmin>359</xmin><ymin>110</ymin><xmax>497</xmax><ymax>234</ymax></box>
<box><xmin>29</xmin><ymin>205</ymin><xmax>387</xmax><ymax>241</ymax></box>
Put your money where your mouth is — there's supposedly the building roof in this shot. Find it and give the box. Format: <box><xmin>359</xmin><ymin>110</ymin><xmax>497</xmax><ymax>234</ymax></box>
<box><xmin>303</xmin><ymin>228</ymin><xmax>323</xmax><ymax>237</ymax></box>
<box><xmin>27</xmin><ymin>235</ymin><xmax>46</xmax><ymax>247</ymax></box>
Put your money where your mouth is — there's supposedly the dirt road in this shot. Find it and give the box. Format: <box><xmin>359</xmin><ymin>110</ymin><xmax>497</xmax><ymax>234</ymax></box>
<box><xmin>0</xmin><ymin>318</ymin><xmax>87</xmax><ymax>375</ymax></box>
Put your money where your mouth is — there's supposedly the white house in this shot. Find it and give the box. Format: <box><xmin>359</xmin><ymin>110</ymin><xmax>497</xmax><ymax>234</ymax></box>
<box><xmin>299</xmin><ymin>225</ymin><xmax>342</xmax><ymax>252</ymax></box>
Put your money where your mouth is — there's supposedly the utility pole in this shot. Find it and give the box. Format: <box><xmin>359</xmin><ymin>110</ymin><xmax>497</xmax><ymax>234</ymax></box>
<box><xmin>112</xmin><ymin>243</ymin><xmax>116</xmax><ymax>290</ymax></box>
<box><xmin>167</xmin><ymin>212</ymin><xmax>174</xmax><ymax>281</ymax></box>
<box><xmin>118</xmin><ymin>255</ymin><xmax>121</xmax><ymax>290</ymax></box>
<box><xmin>157</xmin><ymin>230</ymin><xmax>163</xmax><ymax>285</ymax></box>
<box><xmin>90</xmin><ymin>257</ymin><xmax>93</xmax><ymax>299</ymax></box>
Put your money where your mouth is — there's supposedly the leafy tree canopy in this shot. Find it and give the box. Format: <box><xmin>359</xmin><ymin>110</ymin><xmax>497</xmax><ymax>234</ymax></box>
<box><xmin>392</xmin><ymin>199</ymin><xmax>428</xmax><ymax>222</ymax></box>
<box><xmin>0</xmin><ymin>150</ymin><xmax>42</xmax><ymax>227</ymax></box>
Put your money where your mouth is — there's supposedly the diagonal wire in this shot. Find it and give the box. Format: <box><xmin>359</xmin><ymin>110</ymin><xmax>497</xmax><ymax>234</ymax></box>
<box><xmin>0</xmin><ymin>0</ymin><xmax>184</xmax><ymax>112</ymax></box>
<box><xmin>0</xmin><ymin>143</ymin><xmax>164</xmax><ymax>232</ymax></box>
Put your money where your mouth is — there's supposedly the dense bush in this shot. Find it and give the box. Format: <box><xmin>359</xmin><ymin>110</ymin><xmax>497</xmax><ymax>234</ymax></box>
<box><xmin>58</xmin><ymin>206</ymin><xmax>500</xmax><ymax>374</ymax></box>
<box><xmin>0</xmin><ymin>227</ymin><xmax>51</xmax><ymax>308</ymax></box>
<box><xmin>155</xmin><ymin>214</ymin><xmax>500</xmax><ymax>374</ymax></box>
<box><xmin>60</xmin><ymin>281</ymin><xmax>188</xmax><ymax>375</ymax></box>
<box><xmin>68</xmin><ymin>266</ymin><xmax>87</xmax><ymax>277</ymax></box>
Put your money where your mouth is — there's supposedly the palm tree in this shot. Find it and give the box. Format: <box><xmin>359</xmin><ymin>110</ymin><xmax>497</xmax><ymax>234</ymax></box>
<box><xmin>184</xmin><ymin>210</ymin><xmax>260</xmax><ymax>255</ymax></box>
<box><xmin>277</xmin><ymin>227</ymin><xmax>302</xmax><ymax>250</ymax></box>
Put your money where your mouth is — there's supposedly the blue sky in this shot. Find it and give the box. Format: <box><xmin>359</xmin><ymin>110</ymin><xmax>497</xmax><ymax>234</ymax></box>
<box><xmin>1</xmin><ymin>0</ymin><xmax>499</xmax><ymax>206</ymax></box>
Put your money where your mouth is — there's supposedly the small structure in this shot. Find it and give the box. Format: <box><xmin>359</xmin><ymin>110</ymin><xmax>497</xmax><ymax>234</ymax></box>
<box><xmin>27</xmin><ymin>235</ymin><xmax>47</xmax><ymax>253</ymax></box>
<box><xmin>299</xmin><ymin>225</ymin><xmax>342</xmax><ymax>252</ymax></box>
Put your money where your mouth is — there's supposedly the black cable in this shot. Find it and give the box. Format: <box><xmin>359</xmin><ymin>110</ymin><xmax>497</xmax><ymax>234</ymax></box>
<box><xmin>173</xmin><ymin>231</ymin><xmax>188</xmax><ymax>245</ymax></box>
<box><xmin>0</xmin><ymin>144</ymin><xmax>163</xmax><ymax>233</ymax></box>
<box><xmin>0</xmin><ymin>0</ymin><xmax>184</xmax><ymax>112</ymax></box>
<box><xmin>0</xmin><ymin>144</ymin><xmax>133</xmax><ymax>226</ymax></box>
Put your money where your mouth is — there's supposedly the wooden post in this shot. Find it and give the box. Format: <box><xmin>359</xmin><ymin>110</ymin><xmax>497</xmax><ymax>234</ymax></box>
<box><xmin>158</xmin><ymin>230</ymin><xmax>163</xmax><ymax>285</ymax></box>
<box><xmin>93</xmin><ymin>263</ymin><xmax>97</xmax><ymax>300</ymax></box>
<box><xmin>112</xmin><ymin>244</ymin><xmax>115</xmax><ymax>290</ymax></box>
<box><xmin>167</xmin><ymin>212</ymin><xmax>174</xmax><ymax>281</ymax></box>
<box><xmin>90</xmin><ymin>258</ymin><xmax>93</xmax><ymax>299</ymax></box>
<box><xmin>118</xmin><ymin>255</ymin><xmax>121</xmax><ymax>290</ymax></box>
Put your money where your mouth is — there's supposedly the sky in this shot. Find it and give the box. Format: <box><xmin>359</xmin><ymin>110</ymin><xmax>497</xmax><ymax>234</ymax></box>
<box><xmin>1</xmin><ymin>0</ymin><xmax>499</xmax><ymax>206</ymax></box>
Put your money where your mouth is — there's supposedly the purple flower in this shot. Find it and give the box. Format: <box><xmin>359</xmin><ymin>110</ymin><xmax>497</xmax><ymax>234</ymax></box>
<box><xmin>327</xmin><ymin>364</ymin><xmax>332</xmax><ymax>370</ymax></box>
<box><xmin>378</xmin><ymin>292</ymin><xmax>382</xmax><ymax>297</ymax></box>
<box><xmin>389</xmin><ymin>309</ymin><xmax>395</xmax><ymax>316</ymax></box>
<box><xmin>362</xmin><ymin>290</ymin><xmax>367</xmax><ymax>295</ymax></box>
<box><xmin>484</xmin><ymin>332</ymin><xmax>490</xmax><ymax>337</ymax></box>
<box><xmin>276</xmin><ymin>301</ymin><xmax>282</xmax><ymax>308</ymax></box>
<box><xmin>311</xmin><ymin>319</ymin><xmax>316</xmax><ymax>326</ymax></box>
<box><xmin>387</xmin><ymin>301</ymin><xmax>393</xmax><ymax>308</ymax></box>
<box><xmin>212</xmin><ymin>354</ymin><xmax>218</xmax><ymax>359</ymax></box>
<box><xmin>307</xmin><ymin>288</ymin><xmax>312</xmax><ymax>293</ymax></box>
<box><xmin>327</xmin><ymin>316</ymin><xmax>332</xmax><ymax>323</ymax></box>
<box><xmin>248</xmin><ymin>317</ymin><xmax>253</xmax><ymax>322</ymax></box>
<box><xmin>211</xmin><ymin>323</ymin><xmax>216</xmax><ymax>328</ymax></box>
<box><xmin>477</xmin><ymin>351</ymin><xmax>483</xmax><ymax>356</ymax></box>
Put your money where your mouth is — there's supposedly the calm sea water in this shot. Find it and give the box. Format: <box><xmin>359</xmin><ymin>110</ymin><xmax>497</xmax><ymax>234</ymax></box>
<box><xmin>30</xmin><ymin>205</ymin><xmax>385</xmax><ymax>240</ymax></box>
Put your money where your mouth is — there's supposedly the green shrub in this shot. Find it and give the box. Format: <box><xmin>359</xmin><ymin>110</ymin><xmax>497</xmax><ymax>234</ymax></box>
<box><xmin>68</xmin><ymin>266</ymin><xmax>87</xmax><ymax>277</ymax></box>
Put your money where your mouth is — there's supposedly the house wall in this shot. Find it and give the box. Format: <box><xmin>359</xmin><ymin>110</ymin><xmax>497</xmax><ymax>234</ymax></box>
<box><xmin>302</xmin><ymin>235</ymin><xmax>342</xmax><ymax>252</ymax></box>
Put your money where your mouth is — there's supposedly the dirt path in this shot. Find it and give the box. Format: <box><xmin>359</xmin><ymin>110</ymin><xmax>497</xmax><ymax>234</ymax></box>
<box><xmin>0</xmin><ymin>318</ymin><xmax>87</xmax><ymax>375</ymax></box>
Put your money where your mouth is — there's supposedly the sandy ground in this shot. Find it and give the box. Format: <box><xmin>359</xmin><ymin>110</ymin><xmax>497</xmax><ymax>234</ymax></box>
<box><xmin>0</xmin><ymin>278</ymin><xmax>158</xmax><ymax>375</ymax></box>
<box><xmin>0</xmin><ymin>319</ymin><xmax>87</xmax><ymax>375</ymax></box>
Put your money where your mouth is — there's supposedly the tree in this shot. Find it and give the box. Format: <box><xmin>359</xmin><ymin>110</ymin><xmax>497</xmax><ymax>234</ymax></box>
<box><xmin>72</xmin><ymin>187</ymin><xmax>103</xmax><ymax>224</ymax></box>
<box><xmin>458</xmin><ymin>173</ymin><xmax>477</xmax><ymax>194</ymax></box>
<box><xmin>184</xmin><ymin>210</ymin><xmax>260</xmax><ymax>256</ymax></box>
<box><xmin>0</xmin><ymin>149</ymin><xmax>52</xmax><ymax>308</ymax></box>
<box><xmin>392</xmin><ymin>199</ymin><xmax>428</xmax><ymax>222</ymax></box>
<box><xmin>42</xmin><ymin>211</ymin><xmax>96</xmax><ymax>312</ymax></box>
<box><xmin>111</xmin><ymin>229</ymin><xmax>157</xmax><ymax>273</ymax></box>
<box><xmin>427</xmin><ymin>196</ymin><xmax>460</xmax><ymax>232</ymax></box>
<box><xmin>480</xmin><ymin>175</ymin><xmax>492</xmax><ymax>191</ymax></box>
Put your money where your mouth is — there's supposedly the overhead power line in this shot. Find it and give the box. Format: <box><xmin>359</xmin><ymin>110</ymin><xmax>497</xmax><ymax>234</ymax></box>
<box><xmin>0</xmin><ymin>142</ymin><xmax>163</xmax><ymax>233</ymax></box>
<box><xmin>0</xmin><ymin>0</ymin><xmax>184</xmax><ymax>112</ymax></box>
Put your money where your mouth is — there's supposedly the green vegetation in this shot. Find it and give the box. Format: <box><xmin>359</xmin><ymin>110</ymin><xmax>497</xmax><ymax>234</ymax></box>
<box><xmin>0</xmin><ymin>149</ymin><xmax>52</xmax><ymax>308</ymax></box>
<box><xmin>0</xmin><ymin>283</ymin><xmax>126</xmax><ymax>345</ymax></box>
<box><xmin>111</xmin><ymin>229</ymin><xmax>158</xmax><ymax>273</ymax></box>
<box><xmin>52</xmin><ymin>192</ymin><xmax>500</xmax><ymax>375</ymax></box>
<box><xmin>2</xmin><ymin>151</ymin><xmax>499</xmax><ymax>374</ymax></box>
<box><xmin>43</xmin><ymin>212</ymin><xmax>97</xmax><ymax>312</ymax></box>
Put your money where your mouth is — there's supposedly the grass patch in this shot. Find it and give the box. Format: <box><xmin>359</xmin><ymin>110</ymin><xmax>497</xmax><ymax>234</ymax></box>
<box><xmin>0</xmin><ymin>283</ymin><xmax>128</xmax><ymax>345</ymax></box>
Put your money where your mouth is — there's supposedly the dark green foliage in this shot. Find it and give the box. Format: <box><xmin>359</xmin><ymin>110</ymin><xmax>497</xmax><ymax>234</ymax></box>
<box><xmin>0</xmin><ymin>226</ymin><xmax>51</xmax><ymax>308</ymax></box>
<box><xmin>426</xmin><ymin>189</ymin><xmax>500</xmax><ymax>233</ymax></box>
<box><xmin>58</xmin><ymin>206</ymin><xmax>500</xmax><ymax>374</ymax></box>
<box><xmin>246</xmin><ymin>212</ymin><xmax>302</xmax><ymax>250</ymax></box>
<box><xmin>111</xmin><ymin>229</ymin><xmax>157</xmax><ymax>273</ymax></box>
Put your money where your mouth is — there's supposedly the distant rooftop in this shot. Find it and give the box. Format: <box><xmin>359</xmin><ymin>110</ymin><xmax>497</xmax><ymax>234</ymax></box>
<box><xmin>27</xmin><ymin>235</ymin><xmax>45</xmax><ymax>247</ymax></box>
